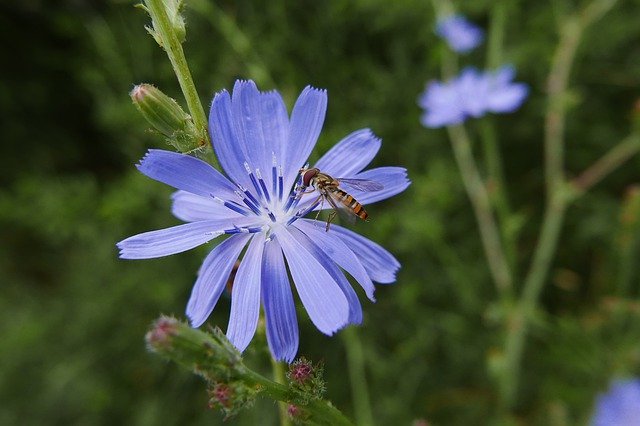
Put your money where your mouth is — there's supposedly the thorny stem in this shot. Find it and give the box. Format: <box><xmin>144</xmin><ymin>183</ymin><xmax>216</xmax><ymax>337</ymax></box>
<box><xmin>342</xmin><ymin>326</ymin><xmax>374</xmax><ymax>426</ymax></box>
<box><xmin>498</xmin><ymin>0</ymin><xmax>619</xmax><ymax>410</ymax></box>
<box><xmin>448</xmin><ymin>124</ymin><xmax>513</xmax><ymax>296</ymax></box>
<box><xmin>144</xmin><ymin>0</ymin><xmax>219</xmax><ymax>169</ymax></box>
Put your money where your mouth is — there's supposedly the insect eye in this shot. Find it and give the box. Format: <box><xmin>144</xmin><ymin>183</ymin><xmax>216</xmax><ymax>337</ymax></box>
<box><xmin>302</xmin><ymin>169</ymin><xmax>317</xmax><ymax>187</ymax></box>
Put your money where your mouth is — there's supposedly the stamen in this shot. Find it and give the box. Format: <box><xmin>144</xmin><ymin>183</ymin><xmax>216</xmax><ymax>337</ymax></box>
<box><xmin>278</xmin><ymin>166</ymin><xmax>284</xmax><ymax>202</ymax></box>
<box><xmin>224</xmin><ymin>225</ymin><xmax>264</xmax><ymax>235</ymax></box>
<box><xmin>286</xmin><ymin>197</ymin><xmax>322</xmax><ymax>226</ymax></box>
<box><xmin>244</xmin><ymin>162</ymin><xmax>268</xmax><ymax>207</ymax></box>
<box><xmin>272</xmin><ymin>164</ymin><xmax>278</xmax><ymax>199</ymax></box>
<box><xmin>283</xmin><ymin>174</ymin><xmax>304</xmax><ymax>212</ymax></box>
<box><xmin>234</xmin><ymin>188</ymin><xmax>261</xmax><ymax>216</ymax></box>
<box><xmin>210</xmin><ymin>195</ymin><xmax>251</xmax><ymax>216</ymax></box>
<box><xmin>256</xmin><ymin>169</ymin><xmax>271</xmax><ymax>204</ymax></box>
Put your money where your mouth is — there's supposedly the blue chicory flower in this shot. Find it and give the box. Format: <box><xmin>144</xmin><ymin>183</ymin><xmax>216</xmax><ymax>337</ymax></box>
<box><xmin>117</xmin><ymin>80</ymin><xmax>410</xmax><ymax>362</ymax></box>
<box><xmin>435</xmin><ymin>14</ymin><xmax>484</xmax><ymax>53</ymax></box>
<box><xmin>591</xmin><ymin>378</ymin><xmax>640</xmax><ymax>426</ymax></box>
<box><xmin>418</xmin><ymin>65</ymin><xmax>529</xmax><ymax>128</ymax></box>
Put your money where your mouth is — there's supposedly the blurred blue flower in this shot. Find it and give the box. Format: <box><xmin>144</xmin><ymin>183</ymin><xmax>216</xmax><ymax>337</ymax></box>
<box><xmin>117</xmin><ymin>80</ymin><xmax>409</xmax><ymax>362</ymax></box>
<box><xmin>436</xmin><ymin>14</ymin><xmax>484</xmax><ymax>53</ymax></box>
<box><xmin>418</xmin><ymin>65</ymin><xmax>529</xmax><ymax>128</ymax></box>
<box><xmin>591</xmin><ymin>378</ymin><xmax>640</xmax><ymax>426</ymax></box>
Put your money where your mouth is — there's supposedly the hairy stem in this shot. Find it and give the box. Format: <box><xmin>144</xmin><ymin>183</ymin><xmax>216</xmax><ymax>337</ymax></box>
<box><xmin>144</xmin><ymin>0</ymin><xmax>218</xmax><ymax>168</ymax></box>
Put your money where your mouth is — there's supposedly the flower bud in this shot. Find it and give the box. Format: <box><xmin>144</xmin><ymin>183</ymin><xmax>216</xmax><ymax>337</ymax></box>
<box><xmin>286</xmin><ymin>358</ymin><xmax>325</xmax><ymax>402</ymax></box>
<box><xmin>207</xmin><ymin>381</ymin><xmax>258</xmax><ymax>418</ymax></box>
<box><xmin>130</xmin><ymin>84</ymin><xmax>205</xmax><ymax>152</ymax></box>
<box><xmin>288</xmin><ymin>359</ymin><xmax>313</xmax><ymax>385</ymax></box>
<box><xmin>145</xmin><ymin>316</ymin><xmax>178</xmax><ymax>350</ymax></box>
<box><xmin>131</xmin><ymin>84</ymin><xmax>191</xmax><ymax>137</ymax></box>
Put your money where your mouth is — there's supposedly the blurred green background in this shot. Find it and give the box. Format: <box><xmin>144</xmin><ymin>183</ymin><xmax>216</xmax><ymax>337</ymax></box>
<box><xmin>2</xmin><ymin>0</ymin><xmax>640</xmax><ymax>424</ymax></box>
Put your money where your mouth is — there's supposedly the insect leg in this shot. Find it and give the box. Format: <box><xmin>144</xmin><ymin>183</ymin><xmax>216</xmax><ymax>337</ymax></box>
<box><xmin>323</xmin><ymin>193</ymin><xmax>343</xmax><ymax>232</ymax></box>
<box><xmin>314</xmin><ymin>195</ymin><xmax>325</xmax><ymax>223</ymax></box>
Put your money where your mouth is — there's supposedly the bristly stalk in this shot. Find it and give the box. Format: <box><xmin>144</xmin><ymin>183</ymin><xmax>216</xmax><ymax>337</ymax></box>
<box><xmin>141</xmin><ymin>0</ymin><xmax>219</xmax><ymax>169</ymax></box>
<box><xmin>147</xmin><ymin>317</ymin><xmax>353</xmax><ymax>425</ymax></box>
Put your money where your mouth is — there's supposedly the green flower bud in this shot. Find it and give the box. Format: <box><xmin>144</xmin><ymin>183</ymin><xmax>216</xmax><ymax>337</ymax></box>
<box><xmin>131</xmin><ymin>84</ymin><xmax>205</xmax><ymax>152</ymax></box>
<box><xmin>131</xmin><ymin>84</ymin><xmax>190</xmax><ymax>137</ymax></box>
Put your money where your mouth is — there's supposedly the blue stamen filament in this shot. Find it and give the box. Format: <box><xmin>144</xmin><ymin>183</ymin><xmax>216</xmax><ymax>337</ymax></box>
<box><xmin>235</xmin><ymin>188</ymin><xmax>262</xmax><ymax>216</ymax></box>
<box><xmin>256</xmin><ymin>169</ymin><xmax>271</xmax><ymax>204</ymax></box>
<box><xmin>286</xmin><ymin>197</ymin><xmax>321</xmax><ymax>226</ymax></box>
<box><xmin>211</xmin><ymin>195</ymin><xmax>251</xmax><ymax>216</ymax></box>
<box><xmin>224</xmin><ymin>225</ymin><xmax>265</xmax><ymax>234</ymax></box>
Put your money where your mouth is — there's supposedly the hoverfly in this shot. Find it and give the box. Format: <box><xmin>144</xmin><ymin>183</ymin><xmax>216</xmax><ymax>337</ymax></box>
<box><xmin>298</xmin><ymin>167</ymin><xmax>384</xmax><ymax>231</ymax></box>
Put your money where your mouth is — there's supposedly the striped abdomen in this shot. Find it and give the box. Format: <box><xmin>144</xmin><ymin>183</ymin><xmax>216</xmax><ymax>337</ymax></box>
<box><xmin>333</xmin><ymin>188</ymin><xmax>368</xmax><ymax>220</ymax></box>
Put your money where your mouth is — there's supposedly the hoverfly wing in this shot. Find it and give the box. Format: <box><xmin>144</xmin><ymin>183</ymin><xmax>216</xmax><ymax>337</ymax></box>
<box><xmin>336</xmin><ymin>178</ymin><xmax>384</xmax><ymax>192</ymax></box>
<box><xmin>324</xmin><ymin>190</ymin><xmax>358</xmax><ymax>224</ymax></box>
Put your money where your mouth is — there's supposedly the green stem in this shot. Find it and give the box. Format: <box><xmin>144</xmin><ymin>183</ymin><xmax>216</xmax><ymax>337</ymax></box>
<box><xmin>482</xmin><ymin>0</ymin><xmax>519</xmax><ymax>274</ymax></box>
<box><xmin>148</xmin><ymin>318</ymin><xmax>354</xmax><ymax>425</ymax></box>
<box><xmin>486</xmin><ymin>0</ymin><xmax>507</xmax><ymax>70</ymax></box>
<box><xmin>448</xmin><ymin>125</ymin><xmax>513</xmax><ymax>297</ymax></box>
<box><xmin>342</xmin><ymin>327</ymin><xmax>374</xmax><ymax>426</ymax></box>
<box><xmin>270</xmin><ymin>359</ymin><xmax>291</xmax><ymax>426</ymax></box>
<box><xmin>480</xmin><ymin>119</ymin><xmax>517</xmax><ymax>275</ymax></box>
<box><xmin>144</xmin><ymin>0</ymin><xmax>218</xmax><ymax>168</ymax></box>
<box><xmin>244</xmin><ymin>369</ymin><xmax>353</xmax><ymax>426</ymax></box>
<box><xmin>499</xmin><ymin>191</ymin><xmax>568</xmax><ymax>410</ymax></box>
<box><xmin>569</xmin><ymin>134</ymin><xmax>640</xmax><ymax>199</ymax></box>
<box><xmin>498</xmin><ymin>0</ymin><xmax>618</xmax><ymax>410</ymax></box>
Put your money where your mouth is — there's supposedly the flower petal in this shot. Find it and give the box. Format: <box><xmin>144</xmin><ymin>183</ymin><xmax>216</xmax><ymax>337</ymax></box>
<box><xmin>259</xmin><ymin>90</ymin><xmax>289</xmax><ymax>169</ymax></box>
<box><xmin>186</xmin><ymin>234</ymin><xmax>252</xmax><ymax>327</ymax></box>
<box><xmin>137</xmin><ymin>149</ymin><xmax>237</xmax><ymax>199</ymax></box>
<box><xmin>262</xmin><ymin>238</ymin><xmax>299</xmax><ymax>362</ymax></box>
<box><xmin>330</xmin><ymin>224</ymin><xmax>400</xmax><ymax>284</ymax></box>
<box><xmin>295</xmin><ymin>219</ymin><xmax>375</xmax><ymax>301</ymax></box>
<box><xmin>276</xmin><ymin>227</ymin><xmax>349</xmax><ymax>335</ymax></box>
<box><xmin>171</xmin><ymin>190</ymin><xmax>246</xmax><ymax>222</ymax></box>
<box><xmin>117</xmin><ymin>220</ymin><xmax>231</xmax><ymax>259</ymax></box>
<box><xmin>209</xmin><ymin>89</ymin><xmax>253</xmax><ymax>190</ymax></box>
<box><xmin>226</xmin><ymin>234</ymin><xmax>265</xmax><ymax>352</ymax></box>
<box><xmin>417</xmin><ymin>81</ymin><xmax>466</xmax><ymax>128</ymax></box>
<box><xmin>231</xmin><ymin>81</ymin><xmax>276</xmax><ymax>188</ymax></box>
<box><xmin>282</xmin><ymin>86</ymin><xmax>327</xmax><ymax>190</ymax></box>
<box><xmin>290</xmin><ymin>227</ymin><xmax>362</xmax><ymax>325</ymax></box>
<box><xmin>313</xmin><ymin>128</ymin><xmax>381</xmax><ymax>177</ymax></box>
<box><xmin>486</xmin><ymin>84</ymin><xmax>529</xmax><ymax>113</ymax></box>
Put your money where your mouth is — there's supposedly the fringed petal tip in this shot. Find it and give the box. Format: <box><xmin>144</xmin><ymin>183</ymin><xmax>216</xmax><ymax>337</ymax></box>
<box><xmin>302</xmin><ymin>85</ymin><xmax>328</xmax><ymax>95</ymax></box>
<box><xmin>211</xmin><ymin>88</ymin><xmax>230</xmax><ymax>105</ymax></box>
